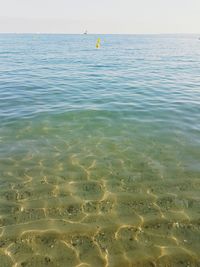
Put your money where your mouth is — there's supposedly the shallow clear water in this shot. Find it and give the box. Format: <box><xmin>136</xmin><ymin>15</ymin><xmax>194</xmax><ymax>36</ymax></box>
<box><xmin>0</xmin><ymin>34</ymin><xmax>200</xmax><ymax>267</ymax></box>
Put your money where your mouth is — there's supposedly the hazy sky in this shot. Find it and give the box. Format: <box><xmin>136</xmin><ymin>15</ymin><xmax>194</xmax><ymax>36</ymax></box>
<box><xmin>0</xmin><ymin>0</ymin><xmax>199</xmax><ymax>33</ymax></box>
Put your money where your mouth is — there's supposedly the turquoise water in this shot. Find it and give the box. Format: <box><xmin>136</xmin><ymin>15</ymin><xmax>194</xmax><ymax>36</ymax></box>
<box><xmin>0</xmin><ymin>34</ymin><xmax>200</xmax><ymax>266</ymax></box>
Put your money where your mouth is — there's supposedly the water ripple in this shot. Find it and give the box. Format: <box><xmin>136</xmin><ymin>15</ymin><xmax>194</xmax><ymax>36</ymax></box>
<box><xmin>0</xmin><ymin>34</ymin><xmax>200</xmax><ymax>266</ymax></box>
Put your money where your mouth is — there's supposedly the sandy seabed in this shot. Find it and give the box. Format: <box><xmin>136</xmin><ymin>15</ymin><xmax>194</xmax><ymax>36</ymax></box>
<box><xmin>0</xmin><ymin>149</ymin><xmax>200</xmax><ymax>267</ymax></box>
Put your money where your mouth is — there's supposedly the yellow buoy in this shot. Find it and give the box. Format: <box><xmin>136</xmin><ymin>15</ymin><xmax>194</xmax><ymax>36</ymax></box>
<box><xmin>96</xmin><ymin>38</ymin><xmax>101</xmax><ymax>48</ymax></box>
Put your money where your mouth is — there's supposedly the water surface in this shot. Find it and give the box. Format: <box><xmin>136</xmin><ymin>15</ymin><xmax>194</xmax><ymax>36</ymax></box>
<box><xmin>0</xmin><ymin>34</ymin><xmax>200</xmax><ymax>267</ymax></box>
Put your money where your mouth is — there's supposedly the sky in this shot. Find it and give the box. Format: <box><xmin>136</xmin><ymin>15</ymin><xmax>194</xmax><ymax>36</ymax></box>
<box><xmin>0</xmin><ymin>0</ymin><xmax>199</xmax><ymax>34</ymax></box>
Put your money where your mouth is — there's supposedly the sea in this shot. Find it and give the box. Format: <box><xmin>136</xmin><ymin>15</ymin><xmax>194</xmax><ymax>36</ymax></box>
<box><xmin>0</xmin><ymin>34</ymin><xmax>200</xmax><ymax>267</ymax></box>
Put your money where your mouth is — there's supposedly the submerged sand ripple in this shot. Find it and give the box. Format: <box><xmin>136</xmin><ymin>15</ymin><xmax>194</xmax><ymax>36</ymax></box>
<box><xmin>0</xmin><ymin>149</ymin><xmax>200</xmax><ymax>267</ymax></box>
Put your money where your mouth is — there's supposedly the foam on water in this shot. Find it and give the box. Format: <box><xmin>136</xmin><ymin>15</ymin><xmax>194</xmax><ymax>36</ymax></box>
<box><xmin>0</xmin><ymin>34</ymin><xmax>200</xmax><ymax>266</ymax></box>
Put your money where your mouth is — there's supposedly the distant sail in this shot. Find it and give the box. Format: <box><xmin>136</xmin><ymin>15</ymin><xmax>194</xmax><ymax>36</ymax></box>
<box><xmin>84</xmin><ymin>30</ymin><xmax>88</xmax><ymax>35</ymax></box>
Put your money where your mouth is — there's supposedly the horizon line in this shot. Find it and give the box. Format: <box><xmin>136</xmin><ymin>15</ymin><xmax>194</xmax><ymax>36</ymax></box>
<box><xmin>0</xmin><ymin>32</ymin><xmax>199</xmax><ymax>35</ymax></box>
